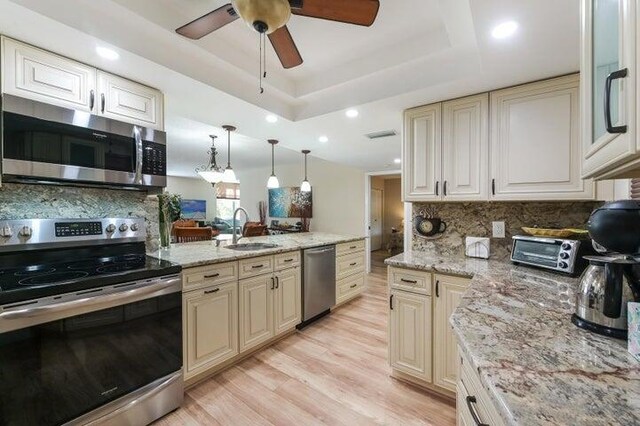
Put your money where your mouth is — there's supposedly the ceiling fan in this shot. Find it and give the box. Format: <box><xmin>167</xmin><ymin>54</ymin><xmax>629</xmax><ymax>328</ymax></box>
<box><xmin>176</xmin><ymin>0</ymin><xmax>381</xmax><ymax>70</ymax></box>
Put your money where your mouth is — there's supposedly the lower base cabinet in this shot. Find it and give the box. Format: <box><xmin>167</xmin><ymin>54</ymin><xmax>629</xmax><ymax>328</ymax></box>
<box><xmin>457</xmin><ymin>349</ymin><xmax>505</xmax><ymax>426</ymax></box>
<box><xmin>184</xmin><ymin>282</ymin><xmax>238</xmax><ymax>379</ymax></box>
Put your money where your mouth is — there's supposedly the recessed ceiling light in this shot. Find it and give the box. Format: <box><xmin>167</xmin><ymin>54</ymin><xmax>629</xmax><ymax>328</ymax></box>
<box><xmin>96</xmin><ymin>46</ymin><xmax>119</xmax><ymax>61</ymax></box>
<box><xmin>266</xmin><ymin>114</ymin><xmax>278</xmax><ymax>123</ymax></box>
<box><xmin>318</xmin><ymin>136</ymin><xmax>329</xmax><ymax>143</ymax></box>
<box><xmin>394</xmin><ymin>158</ymin><xmax>401</xmax><ymax>164</ymax></box>
<box><xmin>346</xmin><ymin>109</ymin><xmax>359</xmax><ymax>118</ymax></box>
<box><xmin>491</xmin><ymin>21</ymin><xmax>518</xmax><ymax>39</ymax></box>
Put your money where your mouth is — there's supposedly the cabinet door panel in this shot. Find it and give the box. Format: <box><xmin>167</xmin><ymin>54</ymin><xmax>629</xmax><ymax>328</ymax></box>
<box><xmin>442</xmin><ymin>94</ymin><xmax>489</xmax><ymax>200</ymax></box>
<box><xmin>184</xmin><ymin>283</ymin><xmax>238</xmax><ymax>378</ymax></box>
<box><xmin>403</xmin><ymin>104</ymin><xmax>442</xmax><ymax>201</ymax></box>
<box><xmin>491</xmin><ymin>75</ymin><xmax>593</xmax><ymax>200</ymax></box>
<box><xmin>433</xmin><ymin>275</ymin><xmax>470</xmax><ymax>392</ymax></box>
<box><xmin>274</xmin><ymin>268</ymin><xmax>301</xmax><ymax>334</ymax></box>
<box><xmin>239</xmin><ymin>275</ymin><xmax>274</xmax><ymax>352</ymax></box>
<box><xmin>2</xmin><ymin>37</ymin><xmax>96</xmax><ymax>112</ymax></box>
<box><xmin>97</xmin><ymin>71</ymin><xmax>163</xmax><ymax>129</ymax></box>
<box><xmin>389</xmin><ymin>290</ymin><xmax>432</xmax><ymax>382</ymax></box>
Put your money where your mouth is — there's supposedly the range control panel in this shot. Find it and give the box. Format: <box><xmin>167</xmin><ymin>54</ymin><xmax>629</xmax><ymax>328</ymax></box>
<box><xmin>55</xmin><ymin>221</ymin><xmax>103</xmax><ymax>237</ymax></box>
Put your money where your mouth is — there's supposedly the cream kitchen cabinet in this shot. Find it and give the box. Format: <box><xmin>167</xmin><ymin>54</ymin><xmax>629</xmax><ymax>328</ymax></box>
<box><xmin>183</xmin><ymin>282</ymin><xmax>238</xmax><ymax>380</ymax></box>
<box><xmin>433</xmin><ymin>274</ymin><xmax>470</xmax><ymax>393</ymax></box>
<box><xmin>389</xmin><ymin>288</ymin><xmax>432</xmax><ymax>382</ymax></box>
<box><xmin>2</xmin><ymin>37</ymin><xmax>96</xmax><ymax>112</ymax></box>
<box><xmin>97</xmin><ymin>71</ymin><xmax>164</xmax><ymax>130</ymax></box>
<box><xmin>239</xmin><ymin>263</ymin><xmax>301</xmax><ymax>353</ymax></box>
<box><xmin>1</xmin><ymin>36</ymin><xmax>165</xmax><ymax>130</ymax></box>
<box><xmin>457</xmin><ymin>349</ymin><xmax>506</xmax><ymax>426</ymax></box>
<box><xmin>490</xmin><ymin>74</ymin><xmax>594</xmax><ymax>200</ymax></box>
<box><xmin>335</xmin><ymin>240</ymin><xmax>366</xmax><ymax>305</ymax></box>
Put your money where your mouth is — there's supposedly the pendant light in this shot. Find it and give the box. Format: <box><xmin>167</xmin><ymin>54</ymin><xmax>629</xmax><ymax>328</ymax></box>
<box><xmin>196</xmin><ymin>135</ymin><xmax>224</xmax><ymax>184</ymax></box>
<box><xmin>267</xmin><ymin>139</ymin><xmax>280</xmax><ymax>189</ymax></box>
<box><xmin>222</xmin><ymin>125</ymin><xmax>238</xmax><ymax>183</ymax></box>
<box><xmin>300</xmin><ymin>149</ymin><xmax>311</xmax><ymax>192</ymax></box>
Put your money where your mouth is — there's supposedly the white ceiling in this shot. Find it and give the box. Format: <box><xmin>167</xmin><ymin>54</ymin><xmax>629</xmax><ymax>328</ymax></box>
<box><xmin>1</xmin><ymin>0</ymin><xmax>580</xmax><ymax>176</ymax></box>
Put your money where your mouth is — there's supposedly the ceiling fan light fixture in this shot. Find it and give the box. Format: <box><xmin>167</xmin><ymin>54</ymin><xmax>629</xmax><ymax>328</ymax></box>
<box><xmin>232</xmin><ymin>0</ymin><xmax>291</xmax><ymax>34</ymax></box>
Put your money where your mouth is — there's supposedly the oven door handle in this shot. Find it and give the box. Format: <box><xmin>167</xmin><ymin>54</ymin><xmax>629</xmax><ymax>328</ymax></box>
<box><xmin>0</xmin><ymin>276</ymin><xmax>181</xmax><ymax>333</ymax></box>
<box><xmin>134</xmin><ymin>126</ymin><xmax>144</xmax><ymax>185</ymax></box>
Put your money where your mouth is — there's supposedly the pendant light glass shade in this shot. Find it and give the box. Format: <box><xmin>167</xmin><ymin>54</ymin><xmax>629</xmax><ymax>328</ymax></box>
<box><xmin>300</xmin><ymin>149</ymin><xmax>311</xmax><ymax>193</ymax></box>
<box><xmin>266</xmin><ymin>139</ymin><xmax>280</xmax><ymax>189</ymax></box>
<box><xmin>222</xmin><ymin>125</ymin><xmax>239</xmax><ymax>183</ymax></box>
<box><xmin>196</xmin><ymin>135</ymin><xmax>224</xmax><ymax>184</ymax></box>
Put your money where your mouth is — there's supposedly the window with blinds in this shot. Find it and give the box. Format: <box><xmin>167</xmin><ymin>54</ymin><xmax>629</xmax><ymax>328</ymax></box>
<box><xmin>631</xmin><ymin>178</ymin><xmax>640</xmax><ymax>200</ymax></box>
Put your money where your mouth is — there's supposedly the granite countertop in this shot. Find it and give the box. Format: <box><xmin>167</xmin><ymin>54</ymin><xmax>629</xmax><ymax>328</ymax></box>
<box><xmin>385</xmin><ymin>251</ymin><xmax>640</xmax><ymax>426</ymax></box>
<box><xmin>149</xmin><ymin>232</ymin><xmax>365</xmax><ymax>268</ymax></box>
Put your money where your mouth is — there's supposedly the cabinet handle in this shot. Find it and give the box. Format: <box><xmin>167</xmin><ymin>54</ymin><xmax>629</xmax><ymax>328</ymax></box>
<box><xmin>443</xmin><ymin>181</ymin><xmax>447</xmax><ymax>196</ymax></box>
<box><xmin>350</xmin><ymin>246</ymin><xmax>357</xmax><ymax>249</ymax></box>
<box><xmin>204</xmin><ymin>273</ymin><xmax>220</xmax><ymax>279</ymax></box>
<box><xmin>252</xmin><ymin>264</ymin><xmax>264</xmax><ymax>269</ymax></box>
<box><xmin>271</xmin><ymin>277</ymin><xmax>275</xmax><ymax>290</ymax></box>
<box><xmin>284</xmin><ymin>258</ymin><xmax>294</xmax><ymax>263</ymax></box>
<box><xmin>435</xmin><ymin>181</ymin><xmax>439</xmax><ymax>196</ymax></box>
<box><xmin>204</xmin><ymin>288</ymin><xmax>220</xmax><ymax>295</ymax></box>
<box><xmin>275</xmin><ymin>276</ymin><xmax>279</xmax><ymax>289</ymax></box>
<box><xmin>89</xmin><ymin>90</ymin><xmax>95</xmax><ymax>110</ymax></box>
<box><xmin>435</xmin><ymin>280</ymin><xmax>440</xmax><ymax>297</ymax></box>
<box><xmin>389</xmin><ymin>294</ymin><xmax>394</xmax><ymax>310</ymax></box>
<box><xmin>350</xmin><ymin>284</ymin><xmax>357</xmax><ymax>289</ymax></box>
<box><xmin>100</xmin><ymin>93</ymin><xmax>106</xmax><ymax>113</ymax></box>
<box><xmin>400</xmin><ymin>278</ymin><xmax>417</xmax><ymax>284</ymax></box>
<box><xmin>465</xmin><ymin>396</ymin><xmax>489</xmax><ymax>426</ymax></box>
<box><xmin>491</xmin><ymin>178</ymin><xmax>495</xmax><ymax>196</ymax></box>
<box><xmin>605</xmin><ymin>68</ymin><xmax>629</xmax><ymax>134</ymax></box>
<box><xmin>349</xmin><ymin>262</ymin><xmax>357</xmax><ymax>266</ymax></box>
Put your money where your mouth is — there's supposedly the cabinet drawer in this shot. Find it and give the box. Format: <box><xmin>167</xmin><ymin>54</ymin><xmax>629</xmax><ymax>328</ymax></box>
<box><xmin>458</xmin><ymin>350</ymin><xmax>505</xmax><ymax>426</ymax></box>
<box><xmin>388</xmin><ymin>267</ymin><xmax>431</xmax><ymax>295</ymax></box>
<box><xmin>239</xmin><ymin>255</ymin><xmax>274</xmax><ymax>279</ymax></box>
<box><xmin>336</xmin><ymin>240</ymin><xmax>365</xmax><ymax>256</ymax></box>
<box><xmin>183</xmin><ymin>261</ymin><xmax>238</xmax><ymax>292</ymax></box>
<box><xmin>336</xmin><ymin>273</ymin><xmax>365</xmax><ymax>305</ymax></box>
<box><xmin>274</xmin><ymin>251</ymin><xmax>300</xmax><ymax>270</ymax></box>
<box><xmin>336</xmin><ymin>251</ymin><xmax>365</xmax><ymax>280</ymax></box>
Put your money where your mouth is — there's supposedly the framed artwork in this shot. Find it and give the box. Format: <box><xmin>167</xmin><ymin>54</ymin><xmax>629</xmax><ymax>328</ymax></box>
<box><xmin>268</xmin><ymin>188</ymin><xmax>312</xmax><ymax>218</ymax></box>
<box><xmin>180</xmin><ymin>199</ymin><xmax>207</xmax><ymax>220</ymax></box>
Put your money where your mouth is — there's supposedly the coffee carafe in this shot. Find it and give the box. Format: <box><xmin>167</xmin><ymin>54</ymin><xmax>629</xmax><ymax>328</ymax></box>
<box><xmin>572</xmin><ymin>200</ymin><xmax>640</xmax><ymax>339</ymax></box>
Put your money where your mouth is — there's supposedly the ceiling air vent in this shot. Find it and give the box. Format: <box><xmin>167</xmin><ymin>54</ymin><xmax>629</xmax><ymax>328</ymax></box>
<box><xmin>365</xmin><ymin>130</ymin><xmax>397</xmax><ymax>140</ymax></box>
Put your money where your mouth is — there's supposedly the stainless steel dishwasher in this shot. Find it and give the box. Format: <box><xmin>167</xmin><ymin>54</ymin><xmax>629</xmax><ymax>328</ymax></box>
<box><xmin>299</xmin><ymin>245</ymin><xmax>336</xmax><ymax>328</ymax></box>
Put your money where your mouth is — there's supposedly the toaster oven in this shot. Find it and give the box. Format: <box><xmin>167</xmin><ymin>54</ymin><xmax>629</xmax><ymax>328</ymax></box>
<box><xmin>510</xmin><ymin>235</ymin><xmax>593</xmax><ymax>275</ymax></box>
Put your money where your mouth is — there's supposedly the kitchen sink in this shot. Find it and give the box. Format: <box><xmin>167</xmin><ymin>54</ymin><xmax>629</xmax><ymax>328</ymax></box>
<box><xmin>225</xmin><ymin>243</ymin><xmax>280</xmax><ymax>251</ymax></box>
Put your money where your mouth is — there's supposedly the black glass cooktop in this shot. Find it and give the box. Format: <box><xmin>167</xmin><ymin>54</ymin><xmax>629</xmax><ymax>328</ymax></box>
<box><xmin>0</xmin><ymin>243</ymin><xmax>181</xmax><ymax>306</ymax></box>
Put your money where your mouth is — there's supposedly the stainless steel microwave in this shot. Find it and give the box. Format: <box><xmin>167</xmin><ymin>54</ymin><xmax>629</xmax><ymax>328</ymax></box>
<box><xmin>510</xmin><ymin>235</ymin><xmax>593</xmax><ymax>276</ymax></box>
<box><xmin>1</xmin><ymin>94</ymin><xmax>166</xmax><ymax>189</ymax></box>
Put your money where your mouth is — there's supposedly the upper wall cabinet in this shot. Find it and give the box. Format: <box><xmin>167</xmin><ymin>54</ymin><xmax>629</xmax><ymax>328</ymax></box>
<box><xmin>491</xmin><ymin>74</ymin><xmax>594</xmax><ymax>200</ymax></box>
<box><xmin>581</xmin><ymin>0</ymin><xmax>638</xmax><ymax>179</ymax></box>
<box><xmin>403</xmin><ymin>103</ymin><xmax>441</xmax><ymax>201</ymax></box>
<box><xmin>1</xmin><ymin>37</ymin><xmax>165</xmax><ymax>130</ymax></box>
<box><xmin>2</xmin><ymin>38</ymin><xmax>96</xmax><ymax>112</ymax></box>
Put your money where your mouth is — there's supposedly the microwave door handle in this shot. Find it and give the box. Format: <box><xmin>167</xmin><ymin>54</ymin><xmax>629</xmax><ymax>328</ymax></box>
<box><xmin>134</xmin><ymin>127</ymin><xmax>143</xmax><ymax>185</ymax></box>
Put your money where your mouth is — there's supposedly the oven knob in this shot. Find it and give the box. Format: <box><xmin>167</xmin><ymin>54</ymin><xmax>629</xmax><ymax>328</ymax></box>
<box><xmin>0</xmin><ymin>225</ymin><xmax>12</xmax><ymax>238</ymax></box>
<box><xmin>559</xmin><ymin>261</ymin><xmax>568</xmax><ymax>269</ymax></box>
<box><xmin>130</xmin><ymin>223</ymin><xmax>139</xmax><ymax>232</ymax></box>
<box><xmin>119</xmin><ymin>223</ymin><xmax>129</xmax><ymax>232</ymax></box>
<box><xmin>19</xmin><ymin>226</ymin><xmax>32</xmax><ymax>237</ymax></box>
<box><xmin>560</xmin><ymin>252</ymin><xmax>570</xmax><ymax>259</ymax></box>
<box><xmin>561</xmin><ymin>243</ymin><xmax>571</xmax><ymax>250</ymax></box>
<box><xmin>106</xmin><ymin>224</ymin><xmax>116</xmax><ymax>233</ymax></box>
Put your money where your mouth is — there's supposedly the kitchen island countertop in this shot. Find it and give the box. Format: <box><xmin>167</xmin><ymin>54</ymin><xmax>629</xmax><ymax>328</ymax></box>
<box><xmin>149</xmin><ymin>232</ymin><xmax>365</xmax><ymax>268</ymax></box>
<box><xmin>386</xmin><ymin>251</ymin><xmax>640</xmax><ymax>426</ymax></box>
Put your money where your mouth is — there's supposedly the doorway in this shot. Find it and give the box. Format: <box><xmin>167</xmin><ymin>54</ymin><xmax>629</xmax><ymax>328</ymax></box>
<box><xmin>370</xmin><ymin>188</ymin><xmax>383</xmax><ymax>251</ymax></box>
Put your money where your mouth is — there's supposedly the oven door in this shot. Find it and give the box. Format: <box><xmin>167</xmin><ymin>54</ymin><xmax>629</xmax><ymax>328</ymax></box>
<box><xmin>0</xmin><ymin>276</ymin><xmax>182</xmax><ymax>426</ymax></box>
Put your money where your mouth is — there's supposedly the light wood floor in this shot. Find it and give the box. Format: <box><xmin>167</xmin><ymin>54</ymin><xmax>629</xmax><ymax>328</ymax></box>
<box><xmin>156</xmin><ymin>264</ymin><xmax>456</xmax><ymax>426</ymax></box>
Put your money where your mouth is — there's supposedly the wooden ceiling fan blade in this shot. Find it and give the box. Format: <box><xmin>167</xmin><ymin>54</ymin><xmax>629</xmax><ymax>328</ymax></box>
<box><xmin>268</xmin><ymin>26</ymin><xmax>303</xmax><ymax>69</ymax></box>
<box><xmin>291</xmin><ymin>0</ymin><xmax>380</xmax><ymax>27</ymax></box>
<box><xmin>176</xmin><ymin>3</ymin><xmax>238</xmax><ymax>39</ymax></box>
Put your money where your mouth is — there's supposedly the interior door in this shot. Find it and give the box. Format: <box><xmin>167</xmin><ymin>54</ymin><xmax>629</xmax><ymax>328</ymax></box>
<box><xmin>370</xmin><ymin>188</ymin><xmax>383</xmax><ymax>251</ymax></box>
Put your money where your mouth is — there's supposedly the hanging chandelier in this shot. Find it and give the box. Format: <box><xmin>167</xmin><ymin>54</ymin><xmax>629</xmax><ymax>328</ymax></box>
<box><xmin>196</xmin><ymin>135</ymin><xmax>224</xmax><ymax>184</ymax></box>
<box><xmin>222</xmin><ymin>125</ymin><xmax>238</xmax><ymax>183</ymax></box>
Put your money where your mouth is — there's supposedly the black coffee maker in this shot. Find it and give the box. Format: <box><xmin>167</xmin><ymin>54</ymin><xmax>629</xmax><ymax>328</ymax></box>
<box><xmin>572</xmin><ymin>200</ymin><xmax>640</xmax><ymax>339</ymax></box>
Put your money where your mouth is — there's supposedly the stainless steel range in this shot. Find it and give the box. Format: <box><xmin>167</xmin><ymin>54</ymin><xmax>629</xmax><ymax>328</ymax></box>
<box><xmin>0</xmin><ymin>218</ymin><xmax>183</xmax><ymax>426</ymax></box>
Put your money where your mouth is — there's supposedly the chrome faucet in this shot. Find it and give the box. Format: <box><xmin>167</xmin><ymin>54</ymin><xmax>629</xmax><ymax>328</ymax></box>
<box><xmin>232</xmin><ymin>207</ymin><xmax>249</xmax><ymax>245</ymax></box>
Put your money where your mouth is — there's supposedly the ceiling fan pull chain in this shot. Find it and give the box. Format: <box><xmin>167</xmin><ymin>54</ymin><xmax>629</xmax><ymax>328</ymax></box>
<box><xmin>259</xmin><ymin>32</ymin><xmax>264</xmax><ymax>94</ymax></box>
<box><xmin>263</xmin><ymin>32</ymin><xmax>267</xmax><ymax>79</ymax></box>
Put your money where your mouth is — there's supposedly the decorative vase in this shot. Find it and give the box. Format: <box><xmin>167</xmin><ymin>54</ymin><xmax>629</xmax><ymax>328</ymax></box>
<box><xmin>158</xmin><ymin>196</ymin><xmax>172</xmax><ymax>249</ymax></box>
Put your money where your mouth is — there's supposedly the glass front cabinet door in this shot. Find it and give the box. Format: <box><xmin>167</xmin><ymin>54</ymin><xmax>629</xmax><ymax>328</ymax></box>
<box><xmin>581</xmin><ymin>0</ymin><xmax>638</xmax><ymax>179</ymax></box>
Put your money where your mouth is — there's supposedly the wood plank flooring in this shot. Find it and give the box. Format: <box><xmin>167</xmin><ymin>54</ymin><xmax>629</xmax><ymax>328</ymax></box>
<box><xmin>155</xmin><ymin>258</ymin><xmax>456</xmax><ymax>426</ymax></box>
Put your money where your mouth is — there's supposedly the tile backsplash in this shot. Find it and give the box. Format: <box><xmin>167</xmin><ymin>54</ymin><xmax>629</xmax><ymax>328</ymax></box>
<box><xmin>0</xmin><ymin>183</ymin><xmax>160</xmax><ymax>251</ymax></box>
<box><xmin>412</xmin><ymin>201</ymin><xmax>601</xmax><ymax>260</ymax></box>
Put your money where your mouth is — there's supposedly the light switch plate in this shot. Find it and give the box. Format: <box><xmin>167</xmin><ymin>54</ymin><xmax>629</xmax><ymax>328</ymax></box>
<box><xmin>492</xmin><ymin>221</ymin><xmax>506</xmax><ymax>238</ymax></box>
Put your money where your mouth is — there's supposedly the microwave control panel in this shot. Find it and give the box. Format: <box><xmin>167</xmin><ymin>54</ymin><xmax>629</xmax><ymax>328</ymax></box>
<box><xmin>142</xmin><ymin>142</ymin><xmax>166</xmax><ymax>176</ymax></box>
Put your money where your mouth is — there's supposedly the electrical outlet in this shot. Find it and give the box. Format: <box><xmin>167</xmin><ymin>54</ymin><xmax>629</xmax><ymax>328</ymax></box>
<box><xmin>492</xmin><ymin>221</ymin><xmax>506</xmax><ymax>238</ymax></box>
